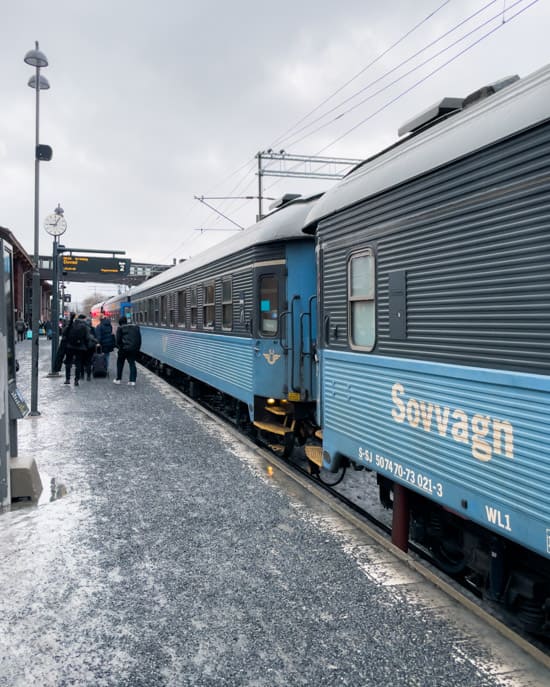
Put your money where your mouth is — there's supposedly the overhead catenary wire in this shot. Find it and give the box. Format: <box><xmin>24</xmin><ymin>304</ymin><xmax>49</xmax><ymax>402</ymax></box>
<box><xmin>224</xmin><ymin>0</ymin><xmax>535</xmax><ymax>212</ymax></box>
<box><xmin>153</xmin><ymin>159</ymin><xmax>259</xmax><ymax>264</ymax></box>
<box><xmin>262</xmin><ymin>0</ymin><xmax>538</xmax><ymax>189</ymax></box>
<box><xmin>155</xmin><ymin>0</ymin><xmax>539</xmax><ymax>264</ymax></box>
<box><xmin>154</xmin><ymin>3</ymin><xmax>457</xmax><ymax>262</ymax></box>
<box><xmin>276</xmin><ymin>0</ymin><xmax>501</xmax><ymax>151</ymax></box>
<box><xmin>314</xmin><ymin>0</ymin><xmax>539</xmax><ymax>156</ymax></box>
<box><xmin>268</xmin><ymin>0</ymin><xmax>454</xmax><ymax>150</ymax></box>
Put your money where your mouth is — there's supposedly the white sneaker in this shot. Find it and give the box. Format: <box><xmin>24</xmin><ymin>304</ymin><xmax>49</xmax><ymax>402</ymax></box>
<box><xmin>113</xmin><ymin>379</ymin><xmax>121</xmax><ymax>385</ymax></box>
<box><xmin>128</xmin><ymin>381</ymin><xmax>136</xmax><ymax>386</ymax></box>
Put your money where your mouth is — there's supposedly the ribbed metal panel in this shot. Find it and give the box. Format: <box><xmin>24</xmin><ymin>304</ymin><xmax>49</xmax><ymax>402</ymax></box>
<box><xmin>133</xmin><ymin>244</ymin><xmax>283</xmax><ymax>336</ymax></box>
<box><xmin>321</xmin><ymin>351</ymin><xmax>550</xmax><ymax>557</ymax></box>
<box><xmin>319</xmin><ymin>120</ymin><xmax>550</xmax><ymax>374</ymax></box>
<box><xmin>306</xmin><ymin>64</ymin><xmax>550</xmax><ymax>229</ymax></box>
<box><xmin>137</xmin><ymin>244</ymin><xmax>282</xmax><ymax>297</ymax></box>
<box><xmin>142</xmin><ymin>327</ymin><xmax>253</xmax><ymax>401</ymax></box>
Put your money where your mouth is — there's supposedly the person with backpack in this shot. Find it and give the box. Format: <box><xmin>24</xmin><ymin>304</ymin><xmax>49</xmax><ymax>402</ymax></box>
<box><xmin>62</xmin><ymin>313</ymin><xmax>93</xmax><ymax>386</ymax></box>
<box><xmin>94</xmin><ymin>316</ymin><xmax>116</xmax><ymax>368</ymax></box>
<box><xmin>114</xmin><ymin>316</ymin><xmax>142</xmax><ymax>386</ymax></box>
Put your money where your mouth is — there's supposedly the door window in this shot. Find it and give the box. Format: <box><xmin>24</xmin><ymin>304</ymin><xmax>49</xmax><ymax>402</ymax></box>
<box><xmin>259</xmin><ymin>275</ymin><xmax>279</xmax><ymax>336</ymax></box>
<box><xmin>348</xmin><ymin>249</ymin><xmax>375</xmax><ymax>350</ymax></box>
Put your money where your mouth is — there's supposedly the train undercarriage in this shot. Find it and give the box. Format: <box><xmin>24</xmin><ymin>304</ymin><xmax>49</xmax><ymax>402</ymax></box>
<box><xmin>377</xmin><ymin>475</ymin><xmax>550</xmax><ymax>638</ymax></box>
<box><xmin>142</xmin><ymin>354</ymin><xmax>317</xmax><ymax>458</ymax></box>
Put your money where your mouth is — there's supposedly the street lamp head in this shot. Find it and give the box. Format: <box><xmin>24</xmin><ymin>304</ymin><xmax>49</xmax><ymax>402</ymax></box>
<box><xmin>27</xmin><ymin>74</ymin><xmax>50</xmax><ymax>90</ymax></box>
<box><xmin>24</xmin><ymin>43</ymin><xmax>48</xmax><ymax>68</ymax></box>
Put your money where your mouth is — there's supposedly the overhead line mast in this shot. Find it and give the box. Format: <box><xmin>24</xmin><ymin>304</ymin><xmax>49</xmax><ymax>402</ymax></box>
<box><xmin>255</xmin><ymin>151</ymin><xmax>362</xmax><ymax>220</ymax></box>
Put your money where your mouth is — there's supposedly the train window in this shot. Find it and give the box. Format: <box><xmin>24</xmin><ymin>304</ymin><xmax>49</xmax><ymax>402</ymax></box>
<box><xmin>177</xmin><ymin>290</ymin><xmax>186</xmax><ymax>328</ymax></box>
<box><xmin>190</xmin><ymin>288</ymin><xmax>197</xmax><ymax>328</ymax></box>
<box><xmin>348</xmin><ymin>249</ymin><xmax>375</xmax><ymax>351</ymax></box>
<box><xmin>147</xmin><ymin>299</ymin><xmax>154</xmax><ymax>324</ymax></box>
<box><xmin>259</xmin><ymin>275</ymin><xmax>278</xmax><ymax>336</ymax></box>
<box><xmin>160</xmin><ymin>295</ymin><xmax>167</xmax><ymax>325</ymax></box>
<box><xmin>222</xmin><ymin>277</ymin><xmax>232</xmax><ymax>330</ymax></box>
<box><xmin>204</xmin><ymin>281</ymin><xmax>215</xmax><ymax>329</ymax></box>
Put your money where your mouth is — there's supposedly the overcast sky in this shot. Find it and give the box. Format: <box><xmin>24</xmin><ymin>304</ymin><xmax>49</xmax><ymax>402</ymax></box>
<box><xmin>1</xmin><ymin>0</ymin><xmax>549</xmax><ymax>307</ymax></box>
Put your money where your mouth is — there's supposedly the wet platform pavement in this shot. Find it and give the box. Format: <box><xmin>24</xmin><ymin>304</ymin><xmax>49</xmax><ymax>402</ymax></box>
<box><xmin>1</xmin><ymin>341</ymin><xmax>548</xmax><ymax>686</ymax></box>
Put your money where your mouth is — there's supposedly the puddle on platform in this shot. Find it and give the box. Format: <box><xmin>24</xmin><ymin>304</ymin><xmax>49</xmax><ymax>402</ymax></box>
<box><xmin>7</xmin><ymin>471</ymin><xmax>70</xmax><ymax>513</ymax></box>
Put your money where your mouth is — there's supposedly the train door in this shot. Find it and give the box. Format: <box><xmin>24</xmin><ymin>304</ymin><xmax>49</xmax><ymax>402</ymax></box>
<box><xmin>314</xmin><ymin>243</ymin><xmax>324</xmax><ymax>425</ymax></box>
<box><xmin>253</xmin><ymin>265</ymin><xmax>289</xmax><ymax>399</ymax></box>
<box><xmin>284</xmin><ymin>240</ymin><xmax>317</xmax><ymax>404</ymax></box>
<box><xmin>253</xmin><ymin>251</ymin><xmax>317</xmax><ymax>403</ymax></box>
<box><xmin>120</xmin><ymin>301</ymin><xmax>132</xmax><ymax>321</ymax></box>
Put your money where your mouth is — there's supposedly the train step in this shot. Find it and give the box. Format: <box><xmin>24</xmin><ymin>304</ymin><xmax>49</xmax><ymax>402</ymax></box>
<box><xmin>253</xmin><ymin>420</ymin><xmax>294</xmax><ymax>436</ymax></box>
<box><xmin>304</xmin><ymin>445</ymin><xmax>323</xmax><ymax>467</ymax></box>
<box><xmin>264</xmin><ymin>405</ymin><xmax>288</xmax><ymax>416</ymax></box>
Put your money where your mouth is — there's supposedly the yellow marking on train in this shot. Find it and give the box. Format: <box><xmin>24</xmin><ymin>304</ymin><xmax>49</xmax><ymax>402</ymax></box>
<box><xmin>391</xmin><ymin>382</ymin><xmax>514</xmax><ymax>462</ymax></box>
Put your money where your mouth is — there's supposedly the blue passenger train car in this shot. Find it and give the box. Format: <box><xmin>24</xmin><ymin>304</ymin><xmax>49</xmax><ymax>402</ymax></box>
<box><xmin>99</xmin><ymin>195</ymin><xmax>319</xmax><ymax>454</ymax></box>
<box><xmin>305</xmin><ymin>65</ymin><xmax>550</xmax><ymax>631</ymax></box>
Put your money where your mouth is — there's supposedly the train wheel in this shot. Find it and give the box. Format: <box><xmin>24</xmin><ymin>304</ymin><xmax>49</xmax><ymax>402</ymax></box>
<box><xmin>317</xmin><ymin>464</ymin><xmax>347</xmax><ymax>487</ymax></box>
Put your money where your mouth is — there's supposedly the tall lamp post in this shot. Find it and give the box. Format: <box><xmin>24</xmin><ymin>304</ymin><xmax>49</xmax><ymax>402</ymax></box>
<box><xmin>24</xmin><ymin>41</ymin><xmax>51</xmax><ymax>416</ymax></box>
<box><xmin>44</xmin><ymin>204</ymin><xmax>67</xmax><ymax>375</ymax></box>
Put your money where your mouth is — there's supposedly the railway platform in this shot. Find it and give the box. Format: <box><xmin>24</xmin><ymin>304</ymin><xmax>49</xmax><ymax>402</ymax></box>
<box><xmin>1</xmin><ymin>340</ymin><xmax>548</xmax><ymax>686</ymax></box>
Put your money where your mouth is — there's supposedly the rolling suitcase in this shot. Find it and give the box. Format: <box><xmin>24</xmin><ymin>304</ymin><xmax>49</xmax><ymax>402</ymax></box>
<box><xmin>92</xmin><ymin>350</ymin><xmax>109</xmax><ymax>378</ymax></box>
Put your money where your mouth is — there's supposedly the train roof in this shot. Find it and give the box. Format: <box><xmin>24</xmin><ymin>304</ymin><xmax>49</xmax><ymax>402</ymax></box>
<box><xmin>304</xmin><ymin>62</ymin><xmax>550</xmax><ymax>232</ymax></box>
<box><xmin>128</xmin><ymin>194</ymin><xmax>321</xmax><ymax>297</ymax></box>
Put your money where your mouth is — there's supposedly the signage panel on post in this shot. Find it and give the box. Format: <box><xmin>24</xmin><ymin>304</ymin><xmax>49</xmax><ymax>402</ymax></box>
<box><xmin>62</xmin><ymin>255</ymin><xmax>130</xmax><ymax>276</ymax></box>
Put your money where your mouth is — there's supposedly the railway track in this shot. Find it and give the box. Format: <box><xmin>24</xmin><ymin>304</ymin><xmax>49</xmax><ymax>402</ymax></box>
<box><xmin>149</xmin><ymin>361</ymin><xmax>550</xmax><ymax>675</ymax></box>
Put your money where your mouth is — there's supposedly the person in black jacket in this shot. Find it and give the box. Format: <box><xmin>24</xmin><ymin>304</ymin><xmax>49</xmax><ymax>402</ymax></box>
<box><xmin>62</xmin><ymin>313</ymin><xmax>93</xmax><ymax>386</ymax></box>
<box><xmin>114</xmin><ymin>317</ymin><xmax>142</xmax><ymax>386</ymax></box>
<box><xmin>82</xmin><ymin>317</ymin><xmax>98</xmax><ymax>381</ymax></box>
<box><xmin>94</xmin><ymin>316</ymin><xmax>116</xmax><ymax>367</ymax></box>
<box><xmin>15</xmin><ymin>317</ymin><xmax>27</xmax><ymax>342</ymax></box>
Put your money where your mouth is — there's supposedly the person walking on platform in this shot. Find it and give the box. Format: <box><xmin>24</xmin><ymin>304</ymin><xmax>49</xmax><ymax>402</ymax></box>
<box><xmin>114</xmin><ymin>317</ymin><xmax>141</xmax><ymax>386</ymax></box>
<box><xmin>94</xmin><ymin>316</ymin><xmax>116</xmax><ymax>368</ymax></box>
<box><xmin>62</xmin><ymin>313</ymin><xmax>93</xmax><ymax>386</ymax></box>
<box><xmin>82</xmin><ymin>317</ymin><xmax>98</xmax><ymax>381</ymax></box>
<box><xmin>43</xmin><ymin>319</ymin><xmax>52</xmax><ymax>340</ymax></box>
<box><xmin>15</xmin><ymin>317</ymin><xmax>27</xmax><ymax>342</ymax></box>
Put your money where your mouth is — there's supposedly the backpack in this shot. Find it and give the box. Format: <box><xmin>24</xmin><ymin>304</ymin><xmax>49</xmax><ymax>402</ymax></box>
<box><xmin>67</xmin><ymin>320</ymin><xmax>86</xmax><ymax>347</ymax></box>
<box><xmin>120</xmin><ymin>324</ymin><xmax>141</xmax><ymax>353</ymax></box>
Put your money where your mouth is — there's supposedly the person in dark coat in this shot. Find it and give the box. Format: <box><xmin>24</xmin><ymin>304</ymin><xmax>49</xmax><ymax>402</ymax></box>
<box><xmin>94</xmin><ymin>316</ymin><xmax>116</xmax><ymax>367</ymax></box>
<box><xmin>82</xmin><ymin>317</ymin><xmax>98</xmax><ymax>381</ymax></box>
<box><xmin>114</xmin><ymin>317</ymin><xmax>142</xmax><ymax>386</ymax></box>
<box><xmin>15</xmin><ymin>318</ymin><xmax>27</xmax><ymax>342</ymax></box>
<box><xmin>62</xmin><ymin>313</ymin><xmax>93</xmax><ymax>386</ymax></box>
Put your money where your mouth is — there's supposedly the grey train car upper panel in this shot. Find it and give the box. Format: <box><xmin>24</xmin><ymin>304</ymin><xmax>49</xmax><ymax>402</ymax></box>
<box><xmin>129</xmin><ymin>196</ymin><xmax>320</xmax><ymax>335</ymax></box>
<box><xmin>307</xmin><ymin>65</ymin><xmax>550</xmax><ymax>375</ymax></box>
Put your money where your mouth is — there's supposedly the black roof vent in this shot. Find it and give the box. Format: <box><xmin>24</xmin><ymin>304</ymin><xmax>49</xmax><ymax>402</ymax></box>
<box><xmin>398</xmin><ymin>97</ymin><xmax>463</xmax><ymax>137</ymax></box>
<box><xmin>462</xmin><ymin>75</ymin><xmax>520</xmax><ymax>109</ymax></box>
<box><xmin>269</xmin><ymin>193</ymin><xmax>301</xmax><ymax>210</ymax></box>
